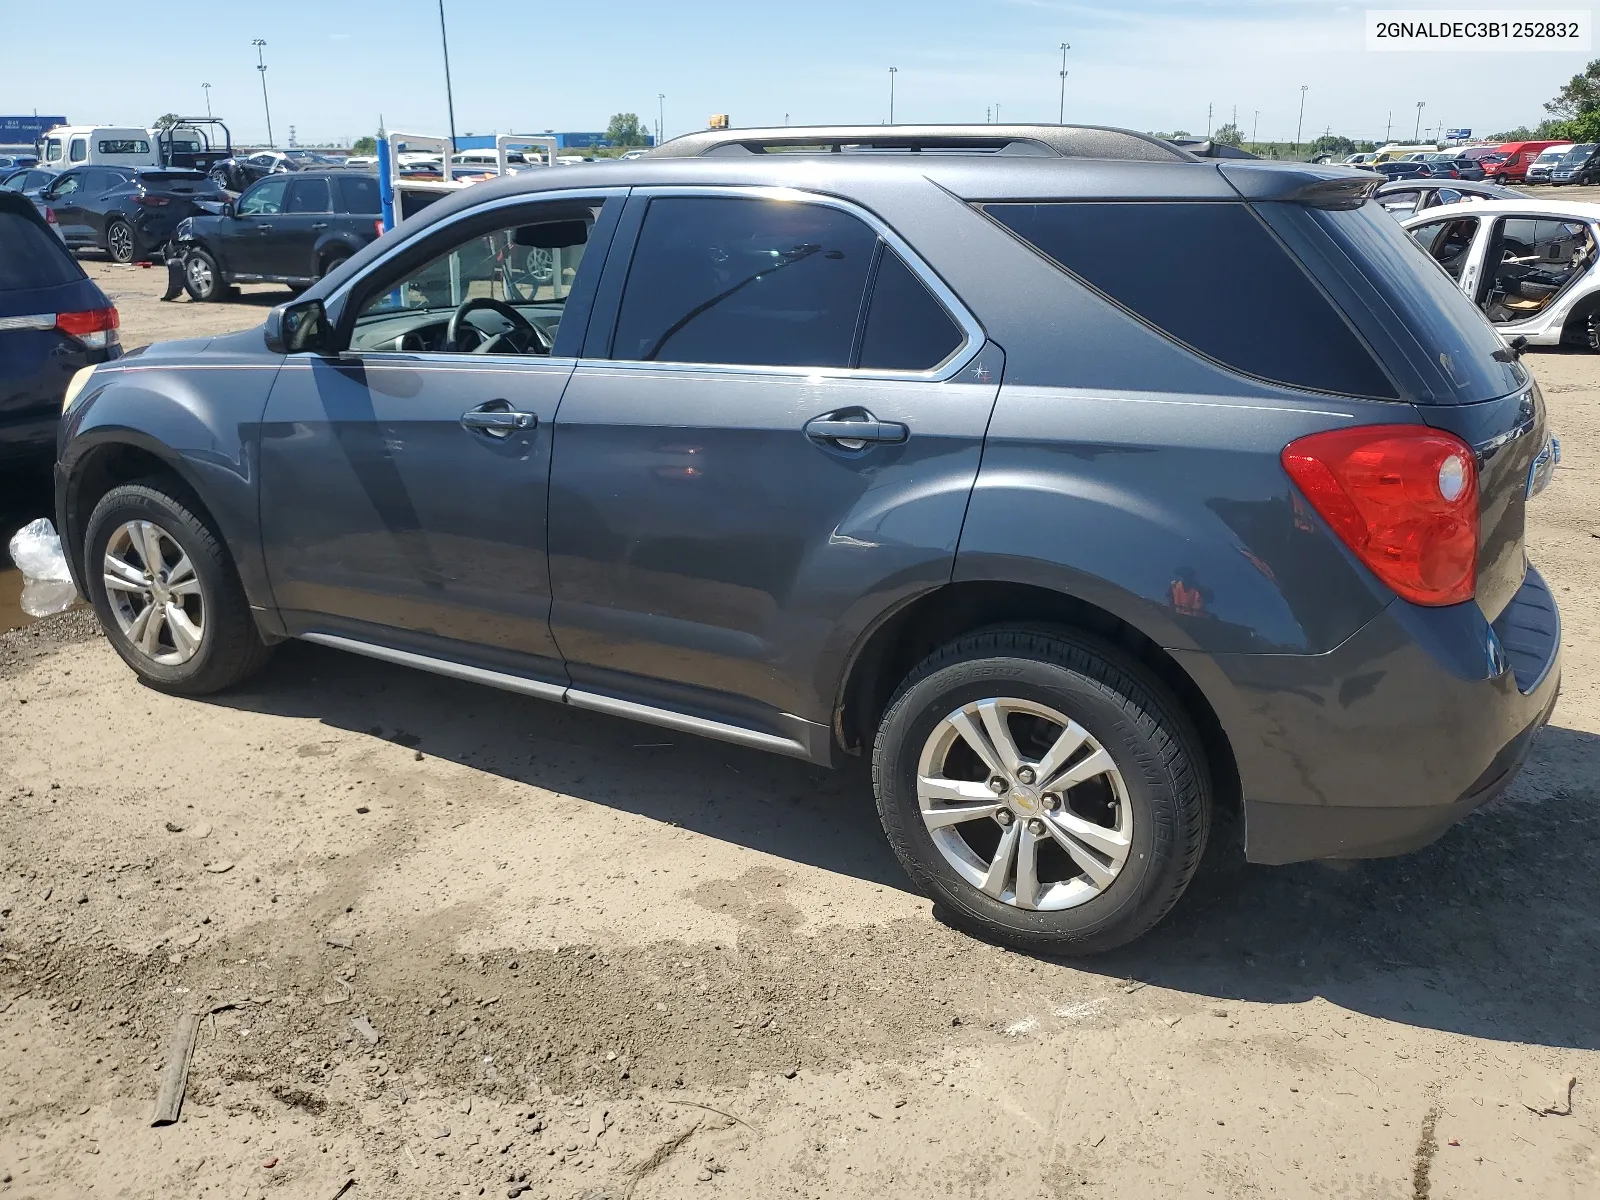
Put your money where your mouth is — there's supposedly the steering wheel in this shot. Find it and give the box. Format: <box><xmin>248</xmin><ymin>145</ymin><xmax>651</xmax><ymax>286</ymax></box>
<box><xmin>446</xmin><ymin>296</ymin><xmax>550</xmax><ymax>354</ymax></box>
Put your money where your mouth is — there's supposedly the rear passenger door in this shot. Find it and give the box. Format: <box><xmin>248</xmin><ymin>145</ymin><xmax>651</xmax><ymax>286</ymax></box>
<box><xmin>277</xmin><ymin>176</ymin><xmax>334</xmax><ymax>280</ymax></box>
<box><xmin>545</xmin><ymin>189</ymin><xmax>1000</xmax><ymax>749</ymax></box>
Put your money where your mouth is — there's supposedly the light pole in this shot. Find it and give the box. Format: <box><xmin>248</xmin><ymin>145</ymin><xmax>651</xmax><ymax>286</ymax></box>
<box><xmin>1058</xmin><ymin>42</ymin><xmax>1070</xmax><ymax>124</ymax></box>
<box><xmin>1251</xmin><ymin>110</ymin><xmax>1259</xmax><ymax>147</ymax></box>
<box><xmin>202</xmin><ymin>82</ymin><xmax>212</xmax><ymax>119</ymax></box>
<box><xmin>1414</xmin><ymin>101</ymin><xmax>1425</xmax><ymax>141</ymax></box>
<box><xmin>437</xmin><ymin>1</ymin><xmax>458</xmax><ymax>155</ymax></box>
<box><xmin>1294</xmin><ymin>84</ymin><xmax>1307</xmax><ymax>156</ymax></box>
<box><xmin>1385</xmin><ymin>111</ymin><xmax>1392</xmax><ymax>144</ymax></box>
<box><xmin>252</xmin><ymin>40</ymin><xmax>274</xmax><ymax>148</ymax></box>
<box><xmin>888</xmin><ymin>67</ymin><xmax>897</xmax><ymax>124</ymax></box>
<box><xmin>657</xmin><ymin>94</ymin><xmax>665</xmax><ymax>144</ymax></box>
<box><xmin>995</xmin><ymin>102</ymin><xmax>1001</xmax><ymax>124</ymax></box>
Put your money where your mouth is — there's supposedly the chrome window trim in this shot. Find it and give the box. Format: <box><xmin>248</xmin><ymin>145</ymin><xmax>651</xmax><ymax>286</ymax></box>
<box><xmin>326</xmin><ymin>185</ymin><xmax>631</xmax><ymax>313</ymax></box>
<box><xmin>591</xmin><ymin>184</ymin><xmax>984</xmax><ymax>384</ymax></box>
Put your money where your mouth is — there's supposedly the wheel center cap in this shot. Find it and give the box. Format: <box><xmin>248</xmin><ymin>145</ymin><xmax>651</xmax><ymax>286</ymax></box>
<box><xmin>1010</xmin><ymin>784</ymin><xmax>1040</xmax><ymax>813</ymax></box>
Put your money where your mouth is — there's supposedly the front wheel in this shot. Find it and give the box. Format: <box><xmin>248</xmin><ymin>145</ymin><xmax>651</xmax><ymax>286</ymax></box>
<box><xmin>105</xmin><ymin>218</ymin><xmax>135</xmax><ymax>264</ymax></box>
<box><xmin>183</xmin><ymin>248</ymin><xmax>223</xmax><ymax>301</ymax></box>
<box><xmin>83</xmin><ymin>481</ymin><xmax>273</xmax><ymax>694</ymax></box>
<box><xmin>872</xmin><ymin>627</ymin><xmax>1210</xmax><ymax>954</ymax></box>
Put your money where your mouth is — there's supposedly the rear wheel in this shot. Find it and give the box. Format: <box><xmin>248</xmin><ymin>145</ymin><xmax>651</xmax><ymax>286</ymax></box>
<box><xmin>83</xmin><ymin>481</ymin><xmax>272</xmax><ymax>694</ymax></box>
<box><xmin>1586</xmin><ymin>311</ymin><xmax>1600</xmax><ymax>353</ymax></box>
<box><xmin>872</xmin><ymin>626</ymin><xmax>1210</xmax><ymax>955</ymax></box>
<box><xmin>183</xmin><ymin>249</ymin><xmax>223</xmax><ymax>302</ymax></box>
<box><xmin>318</xmin><ymin>250</ymin><xmax>351</xmax><ymax>282</ymax></box>
<box><xmin>105</xmin><ymin>218</ymin><xmax>135</xmax><ymax>264</ymax></box>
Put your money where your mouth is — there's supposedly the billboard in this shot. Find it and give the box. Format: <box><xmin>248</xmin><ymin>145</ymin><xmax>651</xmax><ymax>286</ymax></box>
<box><xmin>0</xmin><ymin>115</ymin><xmax>68</xmax><ymax>146</ymax></box>
<box><xmin>1445</xmin><ymin>128</ymin><xmax>1472</xmax><ymax>141</ymax></box>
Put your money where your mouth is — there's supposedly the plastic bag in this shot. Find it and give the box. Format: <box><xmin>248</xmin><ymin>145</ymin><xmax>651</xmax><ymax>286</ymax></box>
<box><xmin>9</xmin><ymin>518</ymin><xmax>72</xmax><ymax>583</ymax></box>
<box><xmin>8</xmin><ymin>518</ymin><xmax>78</xmax><ymax>617</ymax></box>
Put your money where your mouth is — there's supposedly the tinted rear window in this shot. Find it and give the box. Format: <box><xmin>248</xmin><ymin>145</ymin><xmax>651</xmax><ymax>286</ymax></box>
<box><xmin>0</xmin><ymin>211</ymin><xmax>84</xmax><ymax>290</ymax></box>
<box><xmin>983</xmin><ymin>201</ymin><xmax>1397</xmax><ymax>399</ymax></box>
<box><xmin>858</xmin><ymin>249</ymin><xmax>964</xmax><ymax>370</ymax></box>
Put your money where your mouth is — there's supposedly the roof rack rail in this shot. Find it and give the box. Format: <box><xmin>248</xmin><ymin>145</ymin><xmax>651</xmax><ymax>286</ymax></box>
<box><xmin>646</xmin><ymin>124</ymin><xmax>1200</xmax><ymax>164</ymax></box>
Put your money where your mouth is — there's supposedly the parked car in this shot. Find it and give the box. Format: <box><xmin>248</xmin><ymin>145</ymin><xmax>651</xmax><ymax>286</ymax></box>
<box><xmin>1343</xmin><ymin>152</ymin><xmax>1376</xmax><ymax>166</ymax></box>
<box><xmin>209</xmin><ymin>150</ymin><xmax>298</xmax><ymax>192</ymax></box>
<box><xmin>1375</xmin><ymin>178</ymin><xmax>1519</xmax><ymax>217</ymax></box>
<box><xmin>0</xmin><ymin>191</ymin><xmax>120</xmax><ymax>466</ymax></box>
<box><xmin>1</xmin><ymin>166</ymin><xmax>58</xmax><ymax>200</ymax></box>
<box><xmin>53</xmin><ymin>125</ymin><xmax>1559</xmax><ymax>955</ymax></box>
<box><xmin>1485</xmin><ymin>140</ymin><xmax>1570</xmax><ymax>184</ymax></box>
<box><xmin>1525</xmin><ymin>144</ymin><xmax>1575</xmax><ymax>184</ymax></box>
<box><xmin>343</xmin><ymin>155</ymin><xmax>378</xmax><ymax>169</ymax></box>
<box><xmin>1550</xmin><ymin>144</ymin><xmax>1600</xmax><ymax>186</ymax></box>
<box><xmin>0</xmin><ymin>153</ymin><xmax>39</xmax><ymax>170</ymax></box>
<box><xmin>1372</xmin><ymin>159</ymin><xmax>1430</xmax><ymax>180</ymax></box>
<box><xmin>1403</xmin><ymin>198</ymin><xmax>1600</xmax><ymax>347</ymax></box>
<box><xmin>169</xmin><ymin>171</ymin><xmax>383</xmax><ymax>300</ymax></box>
<box><xmin>37</xmin><ymin>166</ymin><xmax>229</xmax><ymax>263</ymax></box>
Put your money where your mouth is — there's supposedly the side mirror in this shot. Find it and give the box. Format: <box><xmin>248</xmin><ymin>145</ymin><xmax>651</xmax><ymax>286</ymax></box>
<box><xmin>222</xmin><ymin>199</ymin><xmax>235</xmax><ymax>218</ymax></box>
<box><xmin>265</xmin><ymin>298</ymin><xmax>330</xmax><ymax>355</ymax></box>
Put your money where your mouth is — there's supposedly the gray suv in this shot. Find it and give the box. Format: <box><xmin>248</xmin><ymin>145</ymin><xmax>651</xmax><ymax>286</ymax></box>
<box><xmin>54</xmin><ymin>126</ymin><xmax>1561</xmax><ymax>953</ymax></box>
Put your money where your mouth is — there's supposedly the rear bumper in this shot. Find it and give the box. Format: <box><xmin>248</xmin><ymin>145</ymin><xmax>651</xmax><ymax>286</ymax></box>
<box><xmin>1174</xmin><ymin>566</ymin><xmax>1562</xmax><ymax>864</ymax></box>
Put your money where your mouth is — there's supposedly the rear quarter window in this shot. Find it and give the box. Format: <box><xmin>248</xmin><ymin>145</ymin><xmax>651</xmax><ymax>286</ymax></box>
<box><xmin>336</xmin><ymin>175</ymin><xmax>380</xmax><ymax>214</ymax></box>
<box><xmin>982</xmin><ymin>200</ymin><xmax>1398</xmax><ymax>399</ymax></box>
<box><xmin>0</xmin><ymin>211</ymin><xmax>86</xmax><ymax>289</ymax></box>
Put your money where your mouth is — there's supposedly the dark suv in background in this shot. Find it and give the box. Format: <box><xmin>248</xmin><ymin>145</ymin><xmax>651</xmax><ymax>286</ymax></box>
<box><xmin>0</xmin><ymin>191</ymin><xmax>119</xmax><ymax>465</ymax></box>
<box><xmin>52</xmin><ymin>126</ymin><xmax>1561</xmax><ymax>954</ymax></box>
<box><xmin>170</xmin><ymin>171</ymin><xmax>382</xmax><ymax>300</ymax></box>
<box><xmin>37</xmin><ymin>166</ymin><xmax>227</xmax><ymax>263</ymax></box>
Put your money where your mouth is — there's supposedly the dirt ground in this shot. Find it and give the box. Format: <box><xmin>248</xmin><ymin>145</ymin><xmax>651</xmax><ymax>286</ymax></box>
<box><xmin>1</xmin><ymin>258</ymin><xmax>1597</xmax><ymax>1200</ymax></box>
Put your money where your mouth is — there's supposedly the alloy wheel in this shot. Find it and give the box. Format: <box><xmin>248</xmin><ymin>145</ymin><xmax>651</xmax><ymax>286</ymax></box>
<box><xmin>186</xmin><ymin>255</ymin><xmax>213</xmax><ymax>296</ymax></box>
<box><xmin>916</xmin><ymin>697</ymin><xmax>1133</xmax><ymax>911</ymax></box>
<box><xmin>108</xmin><ymin>222</ymin><xmax>133</xmax><ymax>263</ymax></box>
<box><xmin>102</xmin><ymin>520</ymin><xmax>206</xmax><ymax>665</ymax></box>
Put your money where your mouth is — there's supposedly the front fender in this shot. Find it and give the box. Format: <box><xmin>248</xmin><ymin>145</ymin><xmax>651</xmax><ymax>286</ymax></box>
<box><xmin>58</xmin><ymin>355</ymin><xmax>284</xmax><ymax>617</ymax></box>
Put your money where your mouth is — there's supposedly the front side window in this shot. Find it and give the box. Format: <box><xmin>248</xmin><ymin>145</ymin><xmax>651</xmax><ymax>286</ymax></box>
<box><xmin>44</xmin><ymin>138</ymin><xmax>62</xmax><ymax>163</ymax></box>
<box><xmin>984</xmin><ymin>200</ymin><xmax>1396</xmax><ymax>399</ymax></box>
<box><xmin>69</xmin><ymin>138</ymin><xmax>86</xmax><ymax>163</ymax></box>
<box><xmin>48</xmin><ymin>172</ymin><xmax>82</xmax><ymax>199</ymax></box>
<box><xmin>1409</xmin><ymin>216</ymin><xmax>1479</xmax><ymax>281</ymax></box>
<box><xmin>350</xmin><ymin>206</ymin><xmax>599</xmax><ymax>355</ymax></box>
<box><xmin>611</xmin><ymin>196</ymin><xmax>878</xmax><ymax>367</ymax></box>
<box><xmin>1484</xmin><ymin>218</ymin><xmax>1596</xmax><ymax>324</ymax></box>
<box><xmin>98</xmin><ymin>139</ymin><xmax>149</xmax><ymax>155</ymax></box>
<box><xmin>1379</xmin><ymin>189</ymin><xmax>1420</xmax><ymax>216</ymax></box>
<box><xmin>286</xmin><ymin>178</ymin><xmax>332</xmax><ymax>214</ymax></box>
<box><xmin>238</xmin><ymin>177</ymin><xmax>289</xmax><ymax>215</ymax></box>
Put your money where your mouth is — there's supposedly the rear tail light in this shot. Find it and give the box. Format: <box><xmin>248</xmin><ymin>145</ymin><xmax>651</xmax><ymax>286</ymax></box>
<box><xmin>1281</xmin><ymin>425</ymin><xmax>1478</xmax><ymax>606</ymax></box>
<box><xmin>374</xmin><ymin>219</ymin><xmax>385</xmax><ymax>237</ymax></box>
<box><xmin>133</xmin><ymin>193</ymin><xmax>171</xmax><ymax>206</ymax></box>
<box><xmin>56</xmin><ymin>306</ymin><xmax>121</xmax><ymax>351</ymax></box>
<box><xmin>44</xmin><ymin>207</ymin><xmax>57</xmax><ymax>224</ymax></box>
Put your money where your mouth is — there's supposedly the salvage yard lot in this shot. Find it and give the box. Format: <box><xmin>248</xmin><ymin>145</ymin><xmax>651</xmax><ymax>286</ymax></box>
<box><xmin>1</xmin><ymin>258</ymin><xmax>1597</xmax><ymax>1198</ymax></box>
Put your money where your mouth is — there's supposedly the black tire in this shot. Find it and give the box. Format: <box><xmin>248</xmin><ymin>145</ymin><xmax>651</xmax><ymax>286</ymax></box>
<box><xmin>83</xmin><ymin>480</ymin><xmax>273</xmax><ymax>695</ymax></box>
<box><xmin>872</xmin><ymin>626</ymin><xmax>1210</xmax><ymax>955</ymax></box>
<box><xmin>105</xmin><ymin>218</ymin><xmax>135</xmax><ymax>264</ymax></box>
<box><xmin>1586</xmin><ymin>311</ymin><xmax>1600</xmax><ymax>353</ymax></box>
<box><xmin>182</xmin><ymin>248</ymin><xmax>223</xmax><ymax>302</ymax></box>
<box><xmin>318</xmin><ymin>251</ymin><xmax>351</xmax><ymax>282</ymax></box>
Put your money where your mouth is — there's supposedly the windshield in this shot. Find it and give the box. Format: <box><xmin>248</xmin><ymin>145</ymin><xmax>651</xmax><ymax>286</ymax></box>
<box><xmin>1562</xmin><ymin>144</ymin><xmax>1596</xmax><ymax>164</ymax></box>
<box><xmin>1535</xmin><ymin>147</ymin><xmax>1570</xmax><ymax>163</ymax></box>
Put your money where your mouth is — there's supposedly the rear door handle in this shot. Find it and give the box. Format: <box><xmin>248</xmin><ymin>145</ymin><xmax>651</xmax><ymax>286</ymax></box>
<box><xmin>804</xmin><ymin>413</ymin><xmax>909</xmax><ymax>448</ymax></box>
<box><xmin>310</xmin><ymin>221</ymin><xmax>328</xmax><ymax>230</ymax></box>
<box><xmin>257</xmin><ymin>223</ymin><xmax>273</xmax><ymax>232</ymax></box>
<box><xmin>461</xmin><ymin>401</ymin><xmax>537</xmax><ymax>438</ymax></box>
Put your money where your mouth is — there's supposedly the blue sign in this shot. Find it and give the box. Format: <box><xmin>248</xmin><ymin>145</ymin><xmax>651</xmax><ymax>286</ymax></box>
<box><xmin>0</xmin><ymin>115</ymin><xmax>68</xmax><ymax>145</ymax></box>
<box><xmin>1445</xmin><ymin>128</ymin><xmax>1472</xmax><ymax>140</ymax></box>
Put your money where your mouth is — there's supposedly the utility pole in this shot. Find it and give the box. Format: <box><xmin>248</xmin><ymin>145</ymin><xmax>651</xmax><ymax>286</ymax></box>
<box><xmin>1206</xmin><ymin>103</ymin><xmax>1213</xmax><ymax>137</ymax></box>
<box><xmin>888</xmin><ymin>67</ymin><xmax>897</xmax><ymax>124</ymax></box>
<box><xmin>1252</xmin><ymin>110</ymin><xmax>1259</xmax><ymax>146</ymax></box>
<box><xmin>437</xmin><ymin>1</ymin><xmax>458</xmax><ymax>155</ymax></box>
<box><xmin>1414</xmin><ymin>100</ymin><xmax>1425</xmax><ymax>141</ymax></box>
<box><xmin>986</xmin><ymin>106</ymin><xmax>991</xmax><ymax>124</ymax></box>
<box><xmin>995</xmin><ymin>102</ymin><xmax>1001</xmax><ymax>124</ymax></box>
<box><xmin>202</xmin><ymin>82</ymin><xmax>212</xmax><ymax>119</ymax></box>
<box><xmin>657</xmin><ymin>94</ymin><xmax>665</xmax><ymax>144</ymax></box>
<box><xmin>252</xmin><ymin>40</ymin><xmax>274</xmax><ymax>148</ymax></box>
<box><xmin>1058</xmin><ymin>42</ymin><xmax>1070</xmax><ymax>124</ymax></box>
<box><xmin>1385</xmin><ymin>111</ymin><xmax>1392</xmax><ymax>143</ymax></box>
<box><xmin>1294</xmin><ymin>84</ymin><xmax>1307</xmax><ymax>156</ymax></box>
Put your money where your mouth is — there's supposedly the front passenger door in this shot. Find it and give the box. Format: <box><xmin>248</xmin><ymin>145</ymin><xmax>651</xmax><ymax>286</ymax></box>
<box><xmin>225</xmin><ymin>176</ymin><xmax>288</xmax><ymax>276</ymax></box>
<box><xmin>258</xmin><ymin>193</ymin><xmax>623</xmax><ymax>681</ymax></box>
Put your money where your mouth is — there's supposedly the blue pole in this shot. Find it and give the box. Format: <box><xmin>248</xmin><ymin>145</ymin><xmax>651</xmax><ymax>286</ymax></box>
<box><xmin>376</xmin><ymin>136</ymin><xmax>395</xmax><ymax>232</ymax></box>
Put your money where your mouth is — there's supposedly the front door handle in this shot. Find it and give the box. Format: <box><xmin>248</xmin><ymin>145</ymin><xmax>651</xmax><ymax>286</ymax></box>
<box><xmin>257</xmin><ymin>223</ymin><xmax>273</xmax><ymax>233</ymax></box>
<box><xmin>804</xmin><ymin>412</ymin><xmax>909</xmax><ymax>449</ymax></box>
<box><xmin>461</xmin><ymin>401</ymin><xmax>537</xmax><ymax>438</ymax></box>
<box><xmin>310</xmin><ymin>221</ymin><xmax>328</xmax><ymax>230</ymax></box>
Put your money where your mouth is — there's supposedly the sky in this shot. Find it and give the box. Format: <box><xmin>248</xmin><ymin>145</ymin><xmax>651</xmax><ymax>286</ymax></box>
<box><xmin>1</xmin><ymin>1</ymin><xmax>1591</xmax><ymax>147</ymax></box>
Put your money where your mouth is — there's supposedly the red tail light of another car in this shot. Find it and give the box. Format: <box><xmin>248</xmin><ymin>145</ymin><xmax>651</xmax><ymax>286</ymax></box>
<box><xmin>1281</xmin><ymin>425</ymin><xmax>1478</xmax><ymax>606</ymax></box>
<box><xmin>56</xmin><ymin>306</ymin><xmax>121</xmax><ymax>351</ymax></box>
<box><xmin>374</xmin><ymin>219</ymin><xmax>385</xmax><ymax>237</ymax></box>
